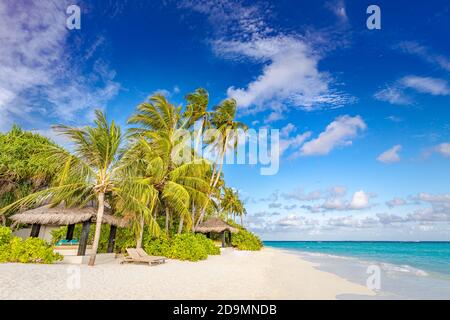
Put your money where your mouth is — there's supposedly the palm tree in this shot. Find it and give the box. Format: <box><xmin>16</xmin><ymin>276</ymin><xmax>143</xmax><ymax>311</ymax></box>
<box><xmin>195</xmin><ymin>98</ymin><xmax>248</xmax><ymax>229</ymax></box>
<box><xmin>185</xmin><ymin>88</ymin><xmax>210</xmax><ymax>152</ymax></box>
<box><xmin>0</xmin><ymin>111</ymin><xmax>159</xmax><ymax>265</ymax></box>
<box><xmin>127</xmin><ymin>94</ymin><xmax>211</xmax><ymax>235</ymax></box>
<box><xmin>221</xmin><ymin>187</ymin><xmax>246</xmax><ymax>225</ymax></box>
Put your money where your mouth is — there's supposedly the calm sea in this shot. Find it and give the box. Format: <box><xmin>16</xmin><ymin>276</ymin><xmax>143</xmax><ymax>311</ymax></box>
<box><xmin>264</xmin><ymin>241</ymin><xmax>450</xmax><ymax>299</ymax></box>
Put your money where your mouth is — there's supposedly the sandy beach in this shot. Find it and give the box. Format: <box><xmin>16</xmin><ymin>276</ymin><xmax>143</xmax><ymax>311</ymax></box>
<box><xmin>0</xmin><ymin>248</ymin><xmax>374</xmax><ymax>300</ymax></box>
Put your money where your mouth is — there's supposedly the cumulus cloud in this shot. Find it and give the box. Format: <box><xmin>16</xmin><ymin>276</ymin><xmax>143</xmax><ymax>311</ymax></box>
<box><xmin>377</xmin><ymin>145</ymin><xmax>402</xmax><ymax>163</ymax></box>
<box><xmin>180</xmin><ymin>1</ymin><xmax>354</xmax><ymax>115</ymax></box>
<box><xmin>349</xmin><ymin>190</ymin><xmax>370</xmax><ymax>209</ymax></box>
<box><xmin>300</xmin><ymin>115</ymin><xmax>367</xmax><ymax>156</ymax></box>
<box><xmin>219</xmin><ymin>36</ymin><xmax>355</xmax><ymax>113</ymax></box>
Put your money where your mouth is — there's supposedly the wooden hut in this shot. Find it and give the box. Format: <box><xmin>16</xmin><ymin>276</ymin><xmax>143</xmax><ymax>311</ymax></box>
<box><xmin>9</xmin><ymin>204</ymin><xmax>128</xmax><ymax>256</ymax></box>
<box><xmin>195</xmin><ymin>217</ymin><xmax>239</xmax><ymax>247</ymax></box>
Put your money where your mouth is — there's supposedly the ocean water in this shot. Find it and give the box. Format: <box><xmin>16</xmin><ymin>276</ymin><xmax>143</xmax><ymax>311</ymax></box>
<box><xmin>264</xmin><ymin>241</ymin><xmax>450</xmax><ymax>299</ymax></box>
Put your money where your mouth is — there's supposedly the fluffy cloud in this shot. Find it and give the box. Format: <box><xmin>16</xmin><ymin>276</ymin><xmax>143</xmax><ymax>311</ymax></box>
<box><xmin>349</xmin><ymin>190</ymin><xmax>370</xmax><ymax>209</ymax></box>
<box><xmin>218</xmin><ymin>36</ymin><xmax>355</xmax><ymax>113</ymax></box>
<box><xmin>377</xmin><ymin>145</ymin><xmax>402</xmax><ymax>163</ymax></box>
<box><xmin>182</xmin><ymin>0</ymin><xmax>354</xmax><ymax>115</ymax></box>
<box><xmin>300</xmin><ymin>115</ymin><xmax>367</xmax><ymax>156</ymax></box>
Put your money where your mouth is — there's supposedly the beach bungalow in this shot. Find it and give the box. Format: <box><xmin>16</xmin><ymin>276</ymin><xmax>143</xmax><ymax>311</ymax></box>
<box><xmin>9</xmin><ymin>204</ymin><xmax>128</xmax><ymax>262</ymax></box>
<box><xmin>195</xmin><ymin>217</ymin><xmax>239</xmax><ymax>247</ymax></box>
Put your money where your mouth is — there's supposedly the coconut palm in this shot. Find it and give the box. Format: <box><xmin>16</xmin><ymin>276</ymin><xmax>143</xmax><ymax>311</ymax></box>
<box><xmin>127</xmin><ymin>94</ymin><xmax>211</xmax><ymax>235</ymax></box>
<box><xmin>221</xmin><ymin>187</ymin><xmax>246</xmax><ymax>225</ymax></box>
<box><xmin>195</xmin><ymin>98</ymin><xmax>248</xmax><ymax>229</ymax></box>
<box><xmin>185</xmin><ymin>88</ymin><xmax>210</xmax><ymax>151</ymax></box>
<box><xmin>0</xmin><ymin>110</ymin><xmax>159</xmax><ymax>265</ymax></box>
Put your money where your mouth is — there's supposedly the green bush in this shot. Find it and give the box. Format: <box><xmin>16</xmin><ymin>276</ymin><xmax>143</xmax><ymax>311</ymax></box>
<box><xmin>144</xmin><ymin>233</ymin><xmax>220</xmax><ymax>262</ymax></box>
<box><xmin>144</xmin><ymin>235</ymin><xmax>171</xmax><ymax>257</ymax></box>
<box><xmin>0</xmin><ymin>226</ymin><xmax>12</xmax><ymax>247</ymax></box>
<box><xmin>168</xmin><ymin>233</ymin><xmax>208</xmax><ymax>261</ymax></box>
<box><xmin>0</xmin><ymin>229</ymin><xmax>62</xmax><ymax>264</ymax></box>
<box><xmin>51</xmin><ymin>225</ymin><xmax>221</xmax><ymax>261</ymax></box>
<box><xmin>231</xmin><ymin>229</ymin><xmax>263</xmax><ymax>250</ymax></box>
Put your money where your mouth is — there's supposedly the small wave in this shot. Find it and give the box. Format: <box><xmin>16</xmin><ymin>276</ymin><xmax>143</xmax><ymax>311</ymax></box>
<box><xmin>380</xmin><ymin>263</ymin><xmax>429</xmax><ymax>276</ymax></box>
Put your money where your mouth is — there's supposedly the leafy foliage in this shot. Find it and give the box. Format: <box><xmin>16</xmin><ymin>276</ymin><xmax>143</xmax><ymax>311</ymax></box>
<box><xmin>0</xmin><ymin>226</ymin><xmax>62</xmax><ymax>264</ymax></box>
<box><xmin>226</xmin><ymin>221</ymin><xmax>263</xmax><ymax>251</ymax></box>
<box><xmin>0</xmin><ymin>126</ymin><xmax>57</xmax><ymax>209</ymax></box>
<box><xmin>0</xmin><ymin>225</ymin><xmax>12</xmax><ymax>247</ymax></box>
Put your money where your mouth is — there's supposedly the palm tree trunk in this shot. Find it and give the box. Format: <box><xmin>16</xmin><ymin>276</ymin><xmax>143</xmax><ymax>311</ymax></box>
<box><xmin>178</xmin><ymin>215</ymin><xmax>184</xmax><ymax>234</ymax></box>
<box><xmin>136</xmin><ymin>215</ymin><xmax>145</xmax><ymax>248</ymax></box>
<box><xmin>195</xmin><ymin>137</ymin><xmax>228</xmax><ymax>230</ymax></box>
<box><xmin>88</xmin><ymin>192</ymin><xmax>105</xmax><ymax>266</ymax></box>
<box><xmin>191</xmin><ymin>203</ymin><xmax>196</xmax><ymax>232</ymax></box>
<box><xmin>165</xmin><ymin>207</ymin><xmax>170</xmax><ymax>235</ymax></box>
<box><xmin>194</xmin><ymin>118</ymin><xmax>204</xmax><ymax>154</ymax></box>
<box><xmin>240</xmin><ymin>214</ymin><xmax>243</xmax><ymax>226</ymax></box>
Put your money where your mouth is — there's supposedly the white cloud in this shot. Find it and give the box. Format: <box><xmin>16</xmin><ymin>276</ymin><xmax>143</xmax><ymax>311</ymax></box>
<box><xmin>400</xmin><ymin>76</ymin><xmax>450</xmax><ymax>96</ymax></box>
<box><xmin>0</xmin><ymin>1</ymin><xmax>120</xmax><ymax>130</ymax></box>
<box><xmin>349</xmin><ymin>190</ymin><xmax>370</xmax><ymax>209</ymax></box>
<box><xmin>220</xmin><ymin>36</ymin><xmax>355</xmax><ymax>113</ymax></box>
<box><xmin>377</xmin><ymin>145</ymin><xmax>402</xmax><ymax>163</ymax></box>
<box><xmin>374</xmin><ymin>86</ymin><xmax>412</xmax><ymax>105</ymax></box>
<box><xmin>300</xmin><ymin>115</ymin><xmax>366</xmax><ymax>156</ymax></box>
<box><xmin>386</xmin><ymin>197</ymin><xmax>407</xmax><ymax>208</ymax></box>
<box><xmin>433</xmin><ymin>142</ymin><xmax>450</xmax><ymax>157</ymax></box>
<box><xmin>396</xmin><ymin>41</ymin><xmax>450</xmax><ymax>72</ymax></box>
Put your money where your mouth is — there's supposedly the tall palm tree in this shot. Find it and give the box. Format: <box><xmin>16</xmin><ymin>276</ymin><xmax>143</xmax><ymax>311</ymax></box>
<box><xmin>128</xmin><ymin>94</ymin><xmax>211</xmax><ymax>235</ymax></box>
<box><xmin>185</xmin><ymin>88</ymin><xmax>210</xmax><ymax>151</ymax></box>
<box><xmin>0</xmin><ymin>111</ymin><xmax>159</xmax><ymax>265</ymax></box>
<box><xmin>195</xmin><ymin>98</ymin><xmax>248</xmax><ymax>229</ymax></box>
<box><xmin>221</xmin><ymin>187</ymin><xmax>246</xmax><ymax>225</ymax></box>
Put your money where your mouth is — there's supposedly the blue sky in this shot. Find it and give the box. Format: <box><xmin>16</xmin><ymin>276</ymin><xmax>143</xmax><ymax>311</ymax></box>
<box><xmin>1</xmin><ymin>0</ymin><xmax>449</xmax><ymax>240</ymax></box>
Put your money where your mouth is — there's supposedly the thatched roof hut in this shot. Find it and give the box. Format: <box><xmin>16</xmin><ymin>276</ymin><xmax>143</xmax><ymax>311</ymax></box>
<box><xmin>10</xmin><ymin>204</ymin><xmax>129</xmax><ymax>228</ymax></box>
<box><xmin>195</xmin><ymin>217</ymin><xmax>239</xmax><ymax>234</ymax></box>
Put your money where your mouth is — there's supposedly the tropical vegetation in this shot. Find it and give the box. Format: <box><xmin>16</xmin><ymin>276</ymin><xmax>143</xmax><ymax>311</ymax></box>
<box><xmin>0</xmin><ymin>226</ymin><xmax>62</xmax><ymax>264</ymax></box>
<box><xmin>0</xmin><ymin>88</ymin><xmax>262</xmax><ymax>265</ymax></box>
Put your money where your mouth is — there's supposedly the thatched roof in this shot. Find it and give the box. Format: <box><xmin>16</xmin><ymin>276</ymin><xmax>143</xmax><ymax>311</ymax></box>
<box><xmin>9</xmin><ymin>205</ymin><xmax>129</xmax><ymax>228</ymax></box>
<box><xmin>195</xmin><ymin>217</ymin><xmax>239</xmax><ymax>233</ymax></box>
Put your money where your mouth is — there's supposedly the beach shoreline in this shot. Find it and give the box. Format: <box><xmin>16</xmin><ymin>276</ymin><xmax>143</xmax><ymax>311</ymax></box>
<box><xmin>0</xmin><ymin>247</ymin><xmax>374</xmax><ymax>300</ymax></box>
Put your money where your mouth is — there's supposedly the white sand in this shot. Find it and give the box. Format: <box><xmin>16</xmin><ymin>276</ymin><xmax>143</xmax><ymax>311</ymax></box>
<box><xmin>0</xmin><ymin>248</ymin><xmax>374</xmax><ymax>300</ymax></box>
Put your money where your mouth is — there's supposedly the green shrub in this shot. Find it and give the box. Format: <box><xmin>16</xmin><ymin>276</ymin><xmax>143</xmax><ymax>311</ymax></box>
<box><xmin>143</xmin><ymin>233</ymin><xmax>220</xmax><ymax>261</ymax></box>
<box><xmin>231</xmin><ymin>228</ymin><xmax>263</xmax><ymax>251</ymax></box>
<box><xmin>0</xmin><ymin>226</ymin><xmax>12</xmax><ymax>247</ymax></box>
<box><xmin>51</xmin><ymin>225</ymin><xmax>221</xmax><ymax>261</ymax></box>
<box><xmin>144</xmin><ymin>235</ymin><xmax>171</xmax><ymax>257</ymax></box>
<box><xmin>195</xmin><ymin>233</ymin><xmax>221</xmax><ymax>255</ymax></box>
<box><xmin>168</xmin><ymin>233</ymin><xmax>208</xmax><ymax>261</ymax></box>
<box><xmin>0</xmin><ymin>236</ymin><xmax>62</xmax><ymax>264</ymax></box>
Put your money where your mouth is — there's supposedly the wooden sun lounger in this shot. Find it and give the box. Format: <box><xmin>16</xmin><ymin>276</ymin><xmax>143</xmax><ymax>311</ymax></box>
<box><xmin>121</xmin><ymin>248</ymin><xmax>166</xmax><ymax>266</ymax></box>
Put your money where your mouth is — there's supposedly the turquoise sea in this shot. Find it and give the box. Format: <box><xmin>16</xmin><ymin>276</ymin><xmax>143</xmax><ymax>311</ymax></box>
<box><xmin>264</xmin><ymin>241</ymin><xmax>450</xmax><ymax>299</ymax></box>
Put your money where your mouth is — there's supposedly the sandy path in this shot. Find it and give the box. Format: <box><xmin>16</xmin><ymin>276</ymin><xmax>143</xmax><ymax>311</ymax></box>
<box><xmin>0</xmin><ymin>248</ymin><xmax>374</xmax><ymax>299</ymax></box>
